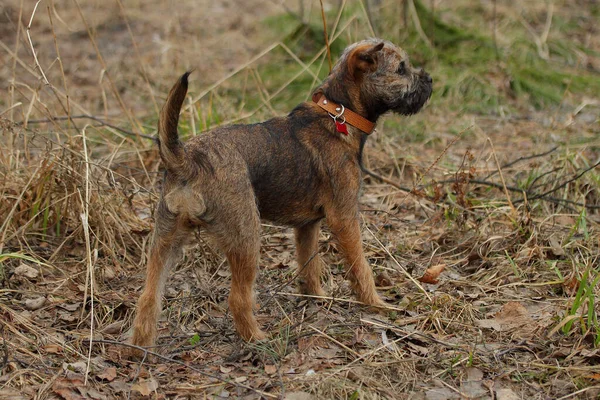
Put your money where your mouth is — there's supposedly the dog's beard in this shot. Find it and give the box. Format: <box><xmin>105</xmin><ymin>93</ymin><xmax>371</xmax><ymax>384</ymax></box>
<box><xmin>393</xmin><ymin>78</ymin><xmax>433</xmax><ymax>116</ymax></box>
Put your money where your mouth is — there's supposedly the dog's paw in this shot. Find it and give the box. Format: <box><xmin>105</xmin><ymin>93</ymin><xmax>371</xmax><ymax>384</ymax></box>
<box><xmin>123</xmin><ymin>345</ymin><xmax>149</xmax><ymax>361</ymax></box>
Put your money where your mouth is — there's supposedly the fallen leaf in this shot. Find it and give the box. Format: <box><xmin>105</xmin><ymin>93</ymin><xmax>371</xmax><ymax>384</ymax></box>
<box><xmin>475</xmin><ymin>302</ymin><xmax>533</xmax><ymax>334</ymax></box>
<box><xmin>562</xmin><ymin>275</ymin><xmax>578</xmax><ymax>296</ymax></box>
<box><xmin>108</xmin><ymin>380</ymin><xmax>129</xmax><ymax>394</ymax></box>
<box><xmin>63</xmin><ymin>361</ymin><xmax>87</xmax><ymax>374</ymax></box>
<box><xmin>131</xmin><ymin>378</ymin><xmax>158</xmax><ymax>396</ymax></box>
<box><xmin>14</xmin><ymin>264</ymin><xmax>39</xmax><ymax>279</ymax></box>
<box><xmin>461</xmin><ymin>367</ymin><xmax>487</xmax><ymax>398</ymax></box>
<box><xmin>0</xmin><ymin>388</ymin><xmax>28</xmax><ymax>400</ymax></box>
<box><xmin>220</xmin><ymin>365</ymin><xmax>233</xmax><ymax>374</ymax></box>
<box><xmin>97</xmin><ymin>367</ymin><xmax>117</xmax><ymax>382</ymax></box>
<box><xmin>375</xmin><ymin>271</ymin><xmax>392</xmax><ymax>286</ymax></box>
<box><xmin>419</xmin><ymin>263</ymin><xmax>446</xmax><ymax>284</ymax></box>
<box><xmin>495</xmin><ymin>388</ymin><xmax>520</xmax><ymax>400</ymax></box>
<box><xmin>549</xmin><ymin>236</ymin><xmax>565</xmax><ymax>256</ymax></box>
<box><xmin>53</xmin><ymin>388</ymin><xmax>85</xmax><ymax>400</ymax></box>
<box><xmin>100</xmin><ymin>320</ymin><xmax>124</xmax><ymax>335</ymax></box>
<box><xmin>44</xmin><ymin>344</ymin><xmax>63</xmax><ymax>354</ymax></box>
<box><xmin>59</xmin><ymin>302</ymin><xmax>81</xmax><ymax>312</ymax></box>
<box><xmin>264</xmin><ymin>364</ymin><xmax>277</xmax><ymax>375</ymax></box>
<box><xmin>53</xmin><ymin>377</ymin><xmax>85</xmax><ymax>400</ymax></box>
<box><xmin>425</xmin><ymin>387</ymin><xmax>459</xmax><ymax>400</ymax></box>
<box><xmin>284</xmin><ymin>391</ymin><xmax>313</xmax><ymax>400</ymax></box>
<box><xmin>24</xmin><ymin>296</ymin><xmax>46</xmax><ymax>310</ymax></box>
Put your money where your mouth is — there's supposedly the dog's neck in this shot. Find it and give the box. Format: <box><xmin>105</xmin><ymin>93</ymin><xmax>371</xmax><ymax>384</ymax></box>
<box><xmin>318</xmin><ymin>70</ymin><xmax>387</xmax><ymax>122</ymax></box>
<box><xmin>311</xmin><ymin>93</ymin><xmax>375</xmax><ymax>135</ymax></box>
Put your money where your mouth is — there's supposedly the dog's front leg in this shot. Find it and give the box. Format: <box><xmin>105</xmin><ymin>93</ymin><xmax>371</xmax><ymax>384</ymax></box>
<box><xmin>326</xmin><ymin>213</ymin><xmax>385</xmax><ymax>307</ymax></box>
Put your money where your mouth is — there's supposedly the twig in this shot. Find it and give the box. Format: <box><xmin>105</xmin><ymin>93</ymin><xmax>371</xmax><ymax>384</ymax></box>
<box><xmin>16</xmin><ymin>114</ymin><xmax>155</xmax><ymax>140</ymax></box>
<box><xmin>407</xmin><ymin>0</ymin><xmax>433</xmax><ymax>49</ymax></box>
<box><xmin>361</xmin><ymin>167</ymin><xmax>412</xmax><ymax>193</ymax></box>
<box><xmin>319</xmin><ymin>0</ymin><xmax>332</xmax><ymax>72</ymax></box>
<box><xmin>309</xmin><ymin>325</ymin><xmax>361</xmax><ymax>357</ymax></box>
<box><xmin>359</xmin><ymin>0</ymin><xmax>377</xmax><ymax>37</ymax></box>
<box><xmin>84</xmin><ymin>339</ymin><xmax>278</xmax><ymax>399</ymax></box>
<box><xmin>79</xmin><ymin>125</ymin><xmax>95</xmax><ymax>385</ymax></box>
<box><xmin>482</xmin><ymin>146</ymin><xmax>558</xmax><ymax>180</ymax></box>
<box><xmin>487</xmin><ymin>137</ymin><xmax>516</xmax><ymax>215</ymax></box>
<box><xmin>363</xmin><ymin>224</ymin><xmax>432</xmax><ymax>302</ymax></box>
<box><xmin>0</xmin><ymin>327</ymin><xmax>8</xmax><ymax>369</ymax></box>
<box><xmin>492</xmin><ymin>0</ymin><xmax>499</xmax><ymax>60</ymax></box>
<box><xmin>71</xmin><ymin>0</ymin><xmax>142</xmax><ymax>139</ymax></box>
<box><xmin>522</xmin><ymin>159</ymin><xmax>600</xmax><ymax>202</ymax></box>
<box><xmin>443</xmin><ymin>178</ymin><xmax>599</xmax><ymax>210</ymax></box>
<box><xmin>274</xmin><ymin>292</ymin><xmax>405</xmax><ymax>312</ymax></box>
<box><xmin>26</xmin><ymin>1</ymin><xmax>50</xmax><ymax>85</ymax></box>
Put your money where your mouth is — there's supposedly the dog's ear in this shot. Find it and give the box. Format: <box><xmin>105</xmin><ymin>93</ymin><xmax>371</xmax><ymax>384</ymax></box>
<box><xmin>348</xmin><ymin>42</ymin><xmax>385</xmax><ymax>78</ymax></box>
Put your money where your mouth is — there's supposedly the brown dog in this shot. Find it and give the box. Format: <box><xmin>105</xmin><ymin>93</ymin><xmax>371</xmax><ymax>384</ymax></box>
<box><xmin>131</xmin><ymin>39</ymin><xmax>432</xmax><ymax>349</ymax></box>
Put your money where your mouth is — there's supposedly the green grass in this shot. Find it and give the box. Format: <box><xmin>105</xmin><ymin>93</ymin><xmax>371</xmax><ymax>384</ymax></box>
<box><xmin>562</xmin><ymin>266</ymin><xmax>600</xmax><ymax>346</ymax></box>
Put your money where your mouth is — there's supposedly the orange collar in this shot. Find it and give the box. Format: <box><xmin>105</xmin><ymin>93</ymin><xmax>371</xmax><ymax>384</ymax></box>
<box><xmin>312</xmin><ymin>93</ymin><xmax>375</xmax><ymax>135</ymax></box>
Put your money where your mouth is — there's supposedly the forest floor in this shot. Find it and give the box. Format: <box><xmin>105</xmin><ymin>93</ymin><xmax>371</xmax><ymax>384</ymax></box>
<box><xmin>1</xmin><ymin>0</ymin><xmax>599</xmax><ymax>399</ymax></box>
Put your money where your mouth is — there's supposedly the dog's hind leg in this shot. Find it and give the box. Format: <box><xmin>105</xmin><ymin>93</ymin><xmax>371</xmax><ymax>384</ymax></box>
<box><xmin>132</xmin><ymin>202</ymin><xmax>191</xmax><ymax>350</ymax></box>
<box><xmin>295</xmin><ymin>220</ymin><xmax>326</xmax><ymax>296</ymax></box>
<box><xmin>209</xmin><ymin>196</ymin><xmax>266</xmax><ymax>341</ymax></box>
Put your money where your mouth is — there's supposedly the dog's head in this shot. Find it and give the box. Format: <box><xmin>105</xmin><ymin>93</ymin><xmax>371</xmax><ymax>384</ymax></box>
<box><xmin>321</xmin><ymin>39</ymin><xmax>432</xmax><ymax>121</ymax></box>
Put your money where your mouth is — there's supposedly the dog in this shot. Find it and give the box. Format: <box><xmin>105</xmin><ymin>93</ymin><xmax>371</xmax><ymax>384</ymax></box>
<box><xmin>131</xmin><ymin>38</ymin><xmax>432</xmax><ymax>350</ymax></box>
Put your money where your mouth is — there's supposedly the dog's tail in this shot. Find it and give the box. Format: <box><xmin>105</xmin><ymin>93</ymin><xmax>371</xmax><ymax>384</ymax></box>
<box><xmin>158</xmin><ymin>72</ymin><xmax>194</xmax><ymax>176</ymax></box>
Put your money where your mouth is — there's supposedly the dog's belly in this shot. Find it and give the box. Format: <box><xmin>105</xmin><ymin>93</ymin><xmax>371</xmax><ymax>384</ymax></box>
<box><xmin>253</xmin><ymin>186</ymin><xmax>324</xmax><ymax>227</ymax></box>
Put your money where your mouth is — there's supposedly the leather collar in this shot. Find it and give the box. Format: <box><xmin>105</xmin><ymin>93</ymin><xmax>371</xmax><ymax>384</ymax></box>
<box><xmin>312</xmin><ymin>93</ymin><xmax>375</xmax><ymax>135</ymax></box>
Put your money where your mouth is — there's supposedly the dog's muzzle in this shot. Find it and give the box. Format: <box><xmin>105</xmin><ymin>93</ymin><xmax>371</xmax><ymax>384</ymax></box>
<box><xmin>394</xmin><ymin>72</ymin><xmax>433</xmax><ymax>116</ymax></box>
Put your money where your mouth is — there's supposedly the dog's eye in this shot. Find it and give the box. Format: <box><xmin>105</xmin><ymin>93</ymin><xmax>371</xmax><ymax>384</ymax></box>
<box><xmin>397</xmin><ymin>61</ymin><xmax>406</xmax><ymax>75</ymax></box>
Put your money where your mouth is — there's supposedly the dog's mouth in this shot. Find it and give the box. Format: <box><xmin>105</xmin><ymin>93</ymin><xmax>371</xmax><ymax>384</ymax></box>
<box><xmin>393</xmin><ymin>74</ymin><xmax>433</xmax><ymax>116</ymax></box>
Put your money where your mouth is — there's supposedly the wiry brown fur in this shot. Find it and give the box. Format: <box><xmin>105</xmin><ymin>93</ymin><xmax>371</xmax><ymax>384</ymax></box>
<box><xmin>131</xmin><ymin>39</ymin><xmax>432</xmax><ymax>351</ymax></box>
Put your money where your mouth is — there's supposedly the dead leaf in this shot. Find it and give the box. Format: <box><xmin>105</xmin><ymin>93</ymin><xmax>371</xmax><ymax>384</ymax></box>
<box><xmin>425</xmin><ymin>387</ymin><xmax>459</xmax><ymax>400</ymax></box>
<box><xmin>220</xmin><ymin>365</ymin><xmax>233</xmax><ymax>374</ymax></box>
<box><xmin>549</xmin><ymin>236</ymin><xmax>565</xmax><ymax>256</ymax></box>
<box><xmin>375</xmin><ymin>271</ymin><xmax>392</xmax><ymax>286</ymax></box>
<box><xmin>284</xmin><ymin>391</ymin><xmax>313</xmax><ymax>400</ymax></box>
<box><xmin>131</xmin><ymin>378</ymin><xmax>158</xmax><ymax>396</ymax></box>
<box><xmin>461</xmin><ymin>367</ymin><xmax>487</xmax><ymax>398</ymax></box>
<box><xmin>14</xmin><ymin>264</ymin><xmax>39</xmax><ymax>279</ymax></box>
<box><xmin>419</xmin><ymin>263</ymin><xmax>446</xmax><ymax>284</ymax></box>
<box><xmin>495</xmin><ymin>388</ymin><xmax>520</xmax><ymax>400</ymax></box>
<box><xmin>264</xmin><ymin>364</ymin><xmax>277</xmax><ymax>375</ymax></box>
<box><xmin>63</xmin><ymin>361</ymin><xmax>87</xmax><ymax>374</ymax></box>
<box><xmin>563</xmin><ymin>275</ymin><xmax>578</xmax><ymax>296</ymax></box>
<box><xmin>59</xmin><ymin>302</ymin><xmax>81</xmax><ymax>312</ymax></box>
<box><xmin>53</xmin><ymin>388</ymin><xmax>85</xmax><ymax>400</ymax></box>
<box><xmin>44</xmin><ymin>344</ymin><xmax>63</xmax><ymax>354</ymax></box>
<box><xmin>53</xmin><ymin>377</ymin><xmax>85</xmax><ymax>400</ymax></box>
<box><xmin>0</xmin><ymin>388</ymin><xmax>28</xmax><ymax>400</ymax></box>
<box><xmin>108</xmin><ymin>380</ymin><xmax>129</xmax><ymax>394</ymax></box>
<box><xmin>24</xmin><ymin>296</ymin><xmax>46</xmax><ymax>310</ymax></box>
<box><xmin>475</xmin><ymin>302</ymin><xmax>533</xmax><ymax>334</ymax></box>
<box><xmin>407</xmin><ymin>342</ymin><xmax>429</xmax><ymax>355</ymax></box>
<box><xmin>97</xmin><ymin>367</ymin><xmax>117</xmax><ymax>382</ymax></box>
<box><xmin>101</xmin><ymin>320</ymin><xmax>124</xmax><ymax>335</ymax></box>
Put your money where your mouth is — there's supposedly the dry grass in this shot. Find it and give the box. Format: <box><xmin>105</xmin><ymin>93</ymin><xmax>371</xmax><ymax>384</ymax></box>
<box><xmin>1</xmin><ymin>0</ymin><xmax>599</xmax><ymax>399</ymax></box>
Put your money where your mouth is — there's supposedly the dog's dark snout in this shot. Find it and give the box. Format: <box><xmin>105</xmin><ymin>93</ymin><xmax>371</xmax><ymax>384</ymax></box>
<box><xmin>416</xmin><ymin>68</ymin><xmax>432</xmax><ymax>84</ymax></box>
